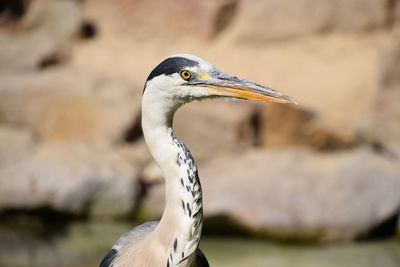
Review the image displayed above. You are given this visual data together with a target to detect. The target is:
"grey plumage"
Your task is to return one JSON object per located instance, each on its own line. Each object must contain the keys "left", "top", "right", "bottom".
{"left": 112, "top": 222, "right": 159, "bottom": 251}
{"left": 100, "top": 222, "right": 158, "bottom": 267}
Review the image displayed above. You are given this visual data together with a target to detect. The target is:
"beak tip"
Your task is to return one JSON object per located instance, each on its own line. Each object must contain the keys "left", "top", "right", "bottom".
{"left": 281, "top": 95, "right": 298, "bottom": 105}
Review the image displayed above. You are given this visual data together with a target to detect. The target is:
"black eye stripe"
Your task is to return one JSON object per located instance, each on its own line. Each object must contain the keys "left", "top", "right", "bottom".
{"left": 143, "top": 57, "right": 198, "bottom": 93}
{"left": 145, "top": 57, "right": 197, "bottom": 82}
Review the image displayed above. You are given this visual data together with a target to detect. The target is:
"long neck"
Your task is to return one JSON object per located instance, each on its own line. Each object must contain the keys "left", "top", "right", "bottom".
{"left": 142, "top": 93, "right": 203, "bottom": 266}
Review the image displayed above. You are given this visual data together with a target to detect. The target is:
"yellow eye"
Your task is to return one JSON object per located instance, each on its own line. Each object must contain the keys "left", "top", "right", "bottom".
{"left": 180, "top": 70, "right": 192, "bottom": 81}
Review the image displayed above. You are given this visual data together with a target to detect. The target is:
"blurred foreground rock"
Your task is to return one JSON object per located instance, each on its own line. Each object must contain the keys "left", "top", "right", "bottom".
{"left": 0, "top": 142, "right": 140, "bottom": 218}
{"left": 142, "top": 145, "right": 400, "bottom": 241}
{"left": 202, "top": 145, "right": 400, "bottom": 241}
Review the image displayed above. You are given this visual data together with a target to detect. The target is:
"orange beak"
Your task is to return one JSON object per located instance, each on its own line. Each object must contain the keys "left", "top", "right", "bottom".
{"left": 189, "top": 70, "right": 297, "bottom": 104}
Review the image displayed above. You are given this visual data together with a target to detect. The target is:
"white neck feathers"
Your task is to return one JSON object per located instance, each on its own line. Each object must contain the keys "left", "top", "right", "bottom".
{"left": 142, "top": 88, "right": 203, "bottom": 267}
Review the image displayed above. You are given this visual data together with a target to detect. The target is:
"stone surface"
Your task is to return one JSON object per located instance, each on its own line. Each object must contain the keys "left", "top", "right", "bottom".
{"left": 377, "top": 41, "right": 400, "bottom": 119}
{"left": 333, "top": 0, "right": 388, "bottom": 31}
{"left": 83, "top": 0, "right": 238, "bottom": 39}
{"left": 114, "top": 140, "right": 152, "bottom": 173}
{"left": 364, "top": 42, "right": 400, "bottom": 142}
{"left": 0, "top": 66, "right": 143, "bottom": 218}
{"left": 259, "top": 104, "right": 356, "bottom": 149}
{"left": 0, "top": 142, "right": 140, "bottom": 218}
{"left": 0, "top": 126, "right": 35, "bottom": 167}
{"left": 396, "top": 1, "right": 400, "bottom": 24}
{"left": 174, "top": 100, "right": 256, "bottom": 162}
{"left": 230, "top": 0, "right": 333, "bottom": 41}
{"left": 0, "top": 68, "right": 140, "bottom": 144}
{"left": 0, "top": 0, "right": 82, "bottom": 71}
{"left": 230, "top": 0, "right": 389, "bottom": 41}
{"left": 199, "top": 145, "right": 400, "bottom": 241}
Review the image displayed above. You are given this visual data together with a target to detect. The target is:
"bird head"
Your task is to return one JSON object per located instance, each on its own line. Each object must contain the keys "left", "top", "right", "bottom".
{"left": 143, "top": 54, "right": 297, "bottom": 107}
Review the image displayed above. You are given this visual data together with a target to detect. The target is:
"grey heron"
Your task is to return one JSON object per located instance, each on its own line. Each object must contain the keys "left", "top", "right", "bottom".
{"left": 99, "top": 54, "right": 296, "bottom": 267}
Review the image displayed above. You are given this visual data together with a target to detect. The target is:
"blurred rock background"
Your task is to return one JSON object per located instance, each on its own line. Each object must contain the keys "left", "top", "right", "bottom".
{"left": 0, "top": 0, "right": 399, "bottom": 266}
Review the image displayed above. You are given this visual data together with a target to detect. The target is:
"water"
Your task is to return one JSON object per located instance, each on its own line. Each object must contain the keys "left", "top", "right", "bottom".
{"left": 0, "top": 221, "right": 399, "bottom": 266}
{"left": 201, "top": 238, "right": 400, "bottom": 267}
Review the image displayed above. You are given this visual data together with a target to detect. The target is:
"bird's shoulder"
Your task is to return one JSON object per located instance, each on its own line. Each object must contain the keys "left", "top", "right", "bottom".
{"left": 113, "top": 221, "right": 159, "bottom": 250}
{"left": 99, "top": 221, "right": 159, "bottom": 267}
